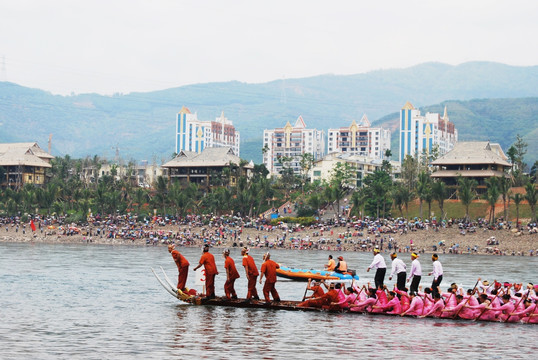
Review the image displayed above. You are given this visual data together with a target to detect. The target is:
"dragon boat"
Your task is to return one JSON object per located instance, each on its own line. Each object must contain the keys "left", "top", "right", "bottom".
{"left": 152, "top": 267, "right": 536, "bottom": 324}
{"left": 276, "top": 265, "right": 359, "bottom": 281}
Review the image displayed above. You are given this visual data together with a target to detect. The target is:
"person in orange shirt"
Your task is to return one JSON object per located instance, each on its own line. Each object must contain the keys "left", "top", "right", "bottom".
{"left": 259, "top": 252, "right": 281, "bottom": 303}
{"left": 168, "top": 244, "right": 189, "bottom": 292}
{"left": 298, "top": 282, "right": 340, "bottom": 308}
{"left": 223, "top": 248, "right": 239, "bottom": 300}
{"left": 241, "top": 247, "right": 259, "bottom": 302}
{"left": 304, "top": 279, "right": 327, "bottom": 299}
{"left": 193, "top": 245, "right": 219, "bottom": 299}
{"left": 325, "top": 255, "right": 336, "bottom": 271}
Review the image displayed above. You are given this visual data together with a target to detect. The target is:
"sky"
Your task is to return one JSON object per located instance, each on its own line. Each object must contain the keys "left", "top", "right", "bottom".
{"left": 1, "top": 0, "right": 537, "bottom": 95}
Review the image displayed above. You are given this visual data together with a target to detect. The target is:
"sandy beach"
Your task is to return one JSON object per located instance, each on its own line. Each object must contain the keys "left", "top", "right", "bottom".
{"left": 2, "top": 222, "right": 536, "bottom": 257}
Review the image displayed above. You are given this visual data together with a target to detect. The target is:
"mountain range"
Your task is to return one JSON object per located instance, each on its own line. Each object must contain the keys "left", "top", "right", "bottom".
{"left": 0, "top": 61, "right": 537, "bottom": 165}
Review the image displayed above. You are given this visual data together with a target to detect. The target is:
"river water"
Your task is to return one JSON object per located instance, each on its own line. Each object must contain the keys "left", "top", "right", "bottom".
{"left": 0, "top": 243, "right": 536, "bottom": 359}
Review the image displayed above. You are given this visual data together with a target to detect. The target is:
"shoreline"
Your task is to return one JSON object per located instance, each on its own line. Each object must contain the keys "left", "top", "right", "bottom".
{"left": 2, "top": 225, "right": 537, "bottom": 256}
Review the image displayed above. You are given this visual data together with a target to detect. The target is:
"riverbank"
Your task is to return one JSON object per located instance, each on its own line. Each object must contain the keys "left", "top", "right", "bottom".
{"left": 2, "top": 224, "right": 536, "bottom": 256}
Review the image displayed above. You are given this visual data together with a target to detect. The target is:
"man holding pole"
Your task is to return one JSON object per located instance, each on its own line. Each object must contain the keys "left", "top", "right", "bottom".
{"left": 193, "top": 245, "right": 219, "bottom": 299}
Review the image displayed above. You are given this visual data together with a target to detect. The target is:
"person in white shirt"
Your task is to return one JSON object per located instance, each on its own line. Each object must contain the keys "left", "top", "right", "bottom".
{"left": 407, "top": 252, "right": 422, "bottom": 294}
{"left": 367, "top": 248, "right": 387, "bottom": 289}
{"left": 388, "top": 253, "right": 407, "bottom": 291}
{"left": 428, "top": 253, "right": 443, "bottom": 296}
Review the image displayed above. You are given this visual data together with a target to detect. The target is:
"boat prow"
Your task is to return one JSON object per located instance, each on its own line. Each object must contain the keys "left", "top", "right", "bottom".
{"left": 151, "top": 267, "right": 196, "bottom": 302}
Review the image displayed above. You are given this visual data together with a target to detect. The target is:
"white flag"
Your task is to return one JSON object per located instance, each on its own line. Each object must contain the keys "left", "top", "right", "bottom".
{"left": 195, "top": 267, "right": 206, "bottom": 286}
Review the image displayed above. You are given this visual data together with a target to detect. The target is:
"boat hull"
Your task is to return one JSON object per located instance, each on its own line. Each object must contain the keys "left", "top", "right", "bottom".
{"left": 276, "top": 265, "right": 359, "bottom": 281}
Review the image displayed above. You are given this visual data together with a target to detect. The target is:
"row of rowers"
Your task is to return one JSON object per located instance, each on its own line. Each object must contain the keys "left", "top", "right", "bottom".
{"left": 168, "top": 244, "right": 281, "bottom": 304}
{"left": 298, "top": 277, "right": 538, "bottom": 323}
{"left": 300, "top": 250, "right": 538, "bottom": 323}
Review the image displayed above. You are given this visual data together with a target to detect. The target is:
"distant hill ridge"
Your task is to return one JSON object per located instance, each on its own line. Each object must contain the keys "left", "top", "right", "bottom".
{"left": 0, "top": 61, "right": 536, "bottom": 165}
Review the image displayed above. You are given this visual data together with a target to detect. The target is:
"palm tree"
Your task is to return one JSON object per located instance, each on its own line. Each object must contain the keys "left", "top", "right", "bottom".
{"left": 392, "top": 184, "right": 405, "bottom": 217}
{"left": 498, "top": 176, "right": 512, "bottom": 222}
{"left": 350, "top": 188, "right": 367, "bottom": 219}
{"left": 416, "top": 170, "right": 432, "bottom": 219}
{"left": 432, "top": 181, "right": 448, "bottom": 220}
{"left": 525, "top": 181, "right": 537, "bottom": 223}
{"left": 457, "top": 176, "right": 477, "bottom": 222}
{"left": 511, "top": 193, "right": 524, "bottom": 229}
{"left": 485, "top": 177, "right": 500, "bottom": 224}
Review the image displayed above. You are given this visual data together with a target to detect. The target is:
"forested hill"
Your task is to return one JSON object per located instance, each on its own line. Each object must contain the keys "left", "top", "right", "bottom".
{"left": 0, "top": 61, "right": 537, "bottom": 164}
{"left": 373, "top": 97, "right": 538, "bottom": 165}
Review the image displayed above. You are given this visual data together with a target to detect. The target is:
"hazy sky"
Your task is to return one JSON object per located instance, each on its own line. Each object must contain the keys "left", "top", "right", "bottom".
{"left": 1, "top": 0, "right": 537, "bottom": 95}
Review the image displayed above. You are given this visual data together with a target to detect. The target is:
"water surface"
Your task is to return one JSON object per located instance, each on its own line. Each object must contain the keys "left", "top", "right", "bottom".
{"left": 0, "top": 244, "right": 535, "bottom": 359}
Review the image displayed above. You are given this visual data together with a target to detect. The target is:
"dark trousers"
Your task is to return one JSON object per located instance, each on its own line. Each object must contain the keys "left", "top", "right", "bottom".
{"left": 410, "top": 275, "right": 421, "bottom": 294}
{"left": 396, "top": 272, "right": 406, "bottom": 291}
{"left": 431, "top": 275, "right": 443, "bottom": 295}
{"left": 374, "top": 268, "right": 386, "bottom": 289}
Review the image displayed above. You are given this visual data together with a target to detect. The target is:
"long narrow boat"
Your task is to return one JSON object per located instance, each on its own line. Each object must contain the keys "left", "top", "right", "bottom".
{"left": 152, "top": 268, "right": 536, "bottom": 324}
{"left": 276, "top": 265, "right": 359, "bottom": 281}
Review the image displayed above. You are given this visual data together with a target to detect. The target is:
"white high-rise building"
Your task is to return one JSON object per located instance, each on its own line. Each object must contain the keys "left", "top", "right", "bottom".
{"left": 175, "top": 106, "right": 240, "bottom": 156}
{"left": 263, "top": 116, "right": 325, "bottom": 176}
{"left": 399, "top": 102, "right": 458, "bottom": 162}
{"left": 327, "top": 115, "right": 391, "bottom": 159}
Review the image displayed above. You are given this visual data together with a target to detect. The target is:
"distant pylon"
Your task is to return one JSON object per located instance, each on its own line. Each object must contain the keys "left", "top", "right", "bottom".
{"left": 280, "top": 76, "right": 287, "bottom": 104}
{"left": 0, "top": 56, "right": 6, "bottom": 82}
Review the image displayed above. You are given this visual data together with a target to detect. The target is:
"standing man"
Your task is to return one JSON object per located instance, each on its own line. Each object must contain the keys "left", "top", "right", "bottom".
{"left": 367, "top": 248, "right": 387, "bottom": 289}
{"left": 407, "top": 252, "right": 422, "bottom": 294}
{"left": 429, "top": 253, "right": 443, "bottom": 296}
{"left": 259, "top": 252, "right": 281, "bottom": 303}
{"left": 388, "top": 253, "right": 407, "bottom": 291}
{"left": 193, "top": 245, "right": 219, "bottom": 299}
{"left": 241, "top": 247, "right": 260, "bottom": 301}
{"left": 168, "top": 244, "right": 189, "bottom": 292}
{"left": 223, "top": 248, "right": 239, "bottom": 300}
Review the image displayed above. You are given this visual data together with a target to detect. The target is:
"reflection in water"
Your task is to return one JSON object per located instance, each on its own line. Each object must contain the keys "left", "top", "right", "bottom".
{"left": 0, "top": 243, "right": 535, "bottom": 359}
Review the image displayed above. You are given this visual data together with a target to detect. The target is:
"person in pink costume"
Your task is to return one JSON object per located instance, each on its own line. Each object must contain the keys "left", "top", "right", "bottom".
{"left": 443, "top": 295, "right": 478, "bottom": 320}
{"left": 394, "top": 288, "right": 411, "bottom": 312}
{"left": 466, "top": 294, "right": 497, "bottom": 321}
{"left": 510, "top": 299, "right": 538, "bottom": 323}
{"left": 372, "top": 290, "right": 402, "bottom": 315}
{"left": 400, "top": 291, "right": 424, "bottom": 317}
{"left": 420, "top": 293, "right": 445, "bottom": 318}
{"left": 349, "top": 288, "right": 377, "bottom": 312}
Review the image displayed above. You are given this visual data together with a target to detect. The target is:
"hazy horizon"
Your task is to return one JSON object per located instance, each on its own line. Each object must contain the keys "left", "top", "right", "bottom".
{"left": 1, "top": 0, "right": 537, "bottom": 95}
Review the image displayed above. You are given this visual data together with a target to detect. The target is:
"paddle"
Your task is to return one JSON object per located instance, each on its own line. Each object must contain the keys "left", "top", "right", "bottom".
{"left": 475, "top": 289, "right": 503, "bottom": 321}
{"left": 302, "top": 279, "right": 312, "bottom": 301}
{"left": 503, "top": 293, "right": 527, "bottom": 323}
{"left": 452, "top": 278, "right": 480, "bottom": 319}
{"left": 526, "top": 301, "right": 537, "bottom": 324}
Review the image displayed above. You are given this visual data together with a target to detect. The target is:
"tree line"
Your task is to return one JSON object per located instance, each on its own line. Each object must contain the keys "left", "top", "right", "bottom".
{"left": 0, "top": 137, "right": 536, "bottom": 225}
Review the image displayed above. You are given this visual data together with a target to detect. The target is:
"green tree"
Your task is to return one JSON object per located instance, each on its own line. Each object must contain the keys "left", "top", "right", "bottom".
{"left": 457, "top": 176, "right": 477, "bottom": 222}
{"left": 484, "top": 177, "right": 500, "bottom": 224}
{"left": 299, "top": 153, "right": 314, "bottom": 194}
{"left": 329, "top": 162, "right": 355, "bottom": 217}
{"left": 498, "top": 176, "right": 512, "bottom": 222}
{"left": 363, "top": 170, "right": 393, "bottom": 219}
{"left": 510, "top": 193, "right": 524, "bottom": 229}
{"left": 432, "top": 181, "right": 449, "bottom": 220}
{"left": 416, "top": 170, "right": 432, "bottom": 219}
{"left": 525, "top": 181, "right": 537, "bottom": 223}
{"left": 401, "top": 155, "right": 419, "bottom": 191}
